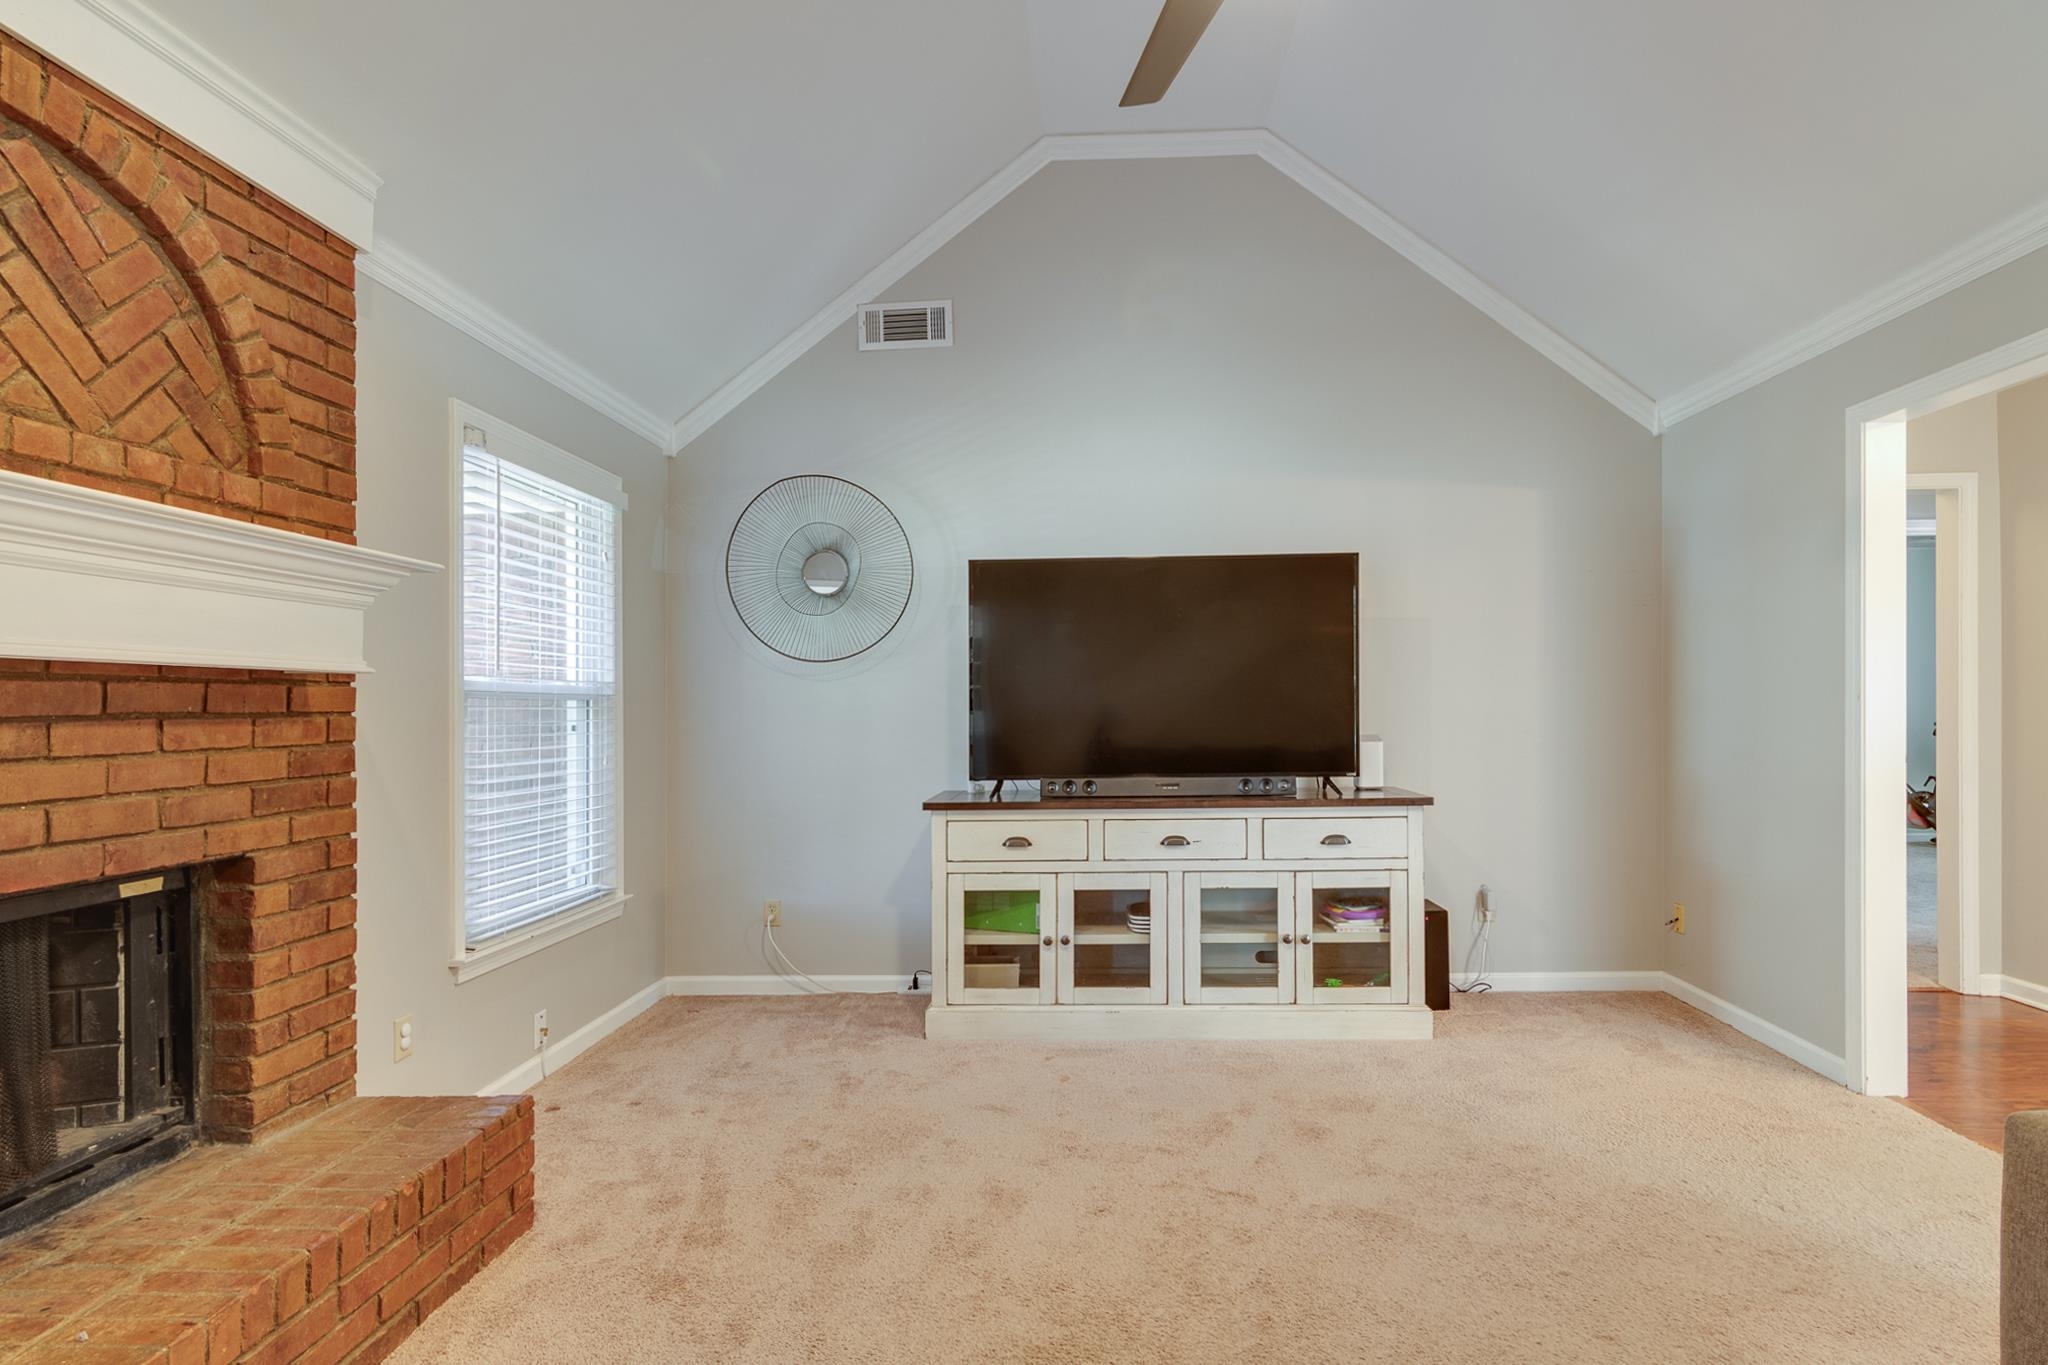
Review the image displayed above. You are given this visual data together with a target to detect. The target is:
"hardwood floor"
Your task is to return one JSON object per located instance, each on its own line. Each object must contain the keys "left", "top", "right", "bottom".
{"left": 1900, "top": 988, "right": 2048, "bottom": 1150}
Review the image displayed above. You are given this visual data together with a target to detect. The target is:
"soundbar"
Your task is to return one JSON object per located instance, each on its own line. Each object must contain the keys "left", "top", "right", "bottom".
{"left": 1039, "top": 776, "right": 1297, "bottom": 798}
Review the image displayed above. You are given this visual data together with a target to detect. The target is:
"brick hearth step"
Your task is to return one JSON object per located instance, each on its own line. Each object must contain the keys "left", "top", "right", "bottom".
{"left": 0, "top": 1094, "right": 535, "bottom": 1363}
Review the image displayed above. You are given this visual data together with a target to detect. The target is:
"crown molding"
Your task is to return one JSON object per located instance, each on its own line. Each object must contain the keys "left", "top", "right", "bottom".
{"left": 1253, "top": 135, "right": 1659, "bottom": 434}
{"left": 1658, "top": 192, "right": 2048, "bottom": 431}
{"left": 3, "top": 0, "right": 379, "bottom": 244}
{"left": 358, "top": 241, "right": 673, "bottom": 453}
{"left": 669, "top": 128, "right": 1658, "bottom": 451}
{"left": 1039, "top": 128, "right": 1269, "bottom": 161}
{"left": 667, "top": 137, "right": 1065, "bottom": 452}
{"left": 0, "top": 468, "right": 438, "bottom": 672}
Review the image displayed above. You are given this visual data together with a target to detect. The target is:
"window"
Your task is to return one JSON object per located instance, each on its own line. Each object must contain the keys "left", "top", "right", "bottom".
{"left": 458, "top": 414, "right": 623, "bottom": 952}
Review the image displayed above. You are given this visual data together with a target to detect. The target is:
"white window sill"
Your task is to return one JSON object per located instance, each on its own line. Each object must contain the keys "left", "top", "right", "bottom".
{"left": 450, "top": 892, "right": 629, "bottom": 984}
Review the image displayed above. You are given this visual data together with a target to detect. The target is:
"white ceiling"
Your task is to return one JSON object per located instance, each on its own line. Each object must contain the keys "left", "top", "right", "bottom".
{"left": 137, "top": 0, "right": 2048, "bottom": 437}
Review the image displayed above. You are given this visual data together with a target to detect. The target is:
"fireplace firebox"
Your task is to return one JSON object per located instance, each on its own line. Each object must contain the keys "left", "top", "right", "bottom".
{"left": 0, "top": 870, "right": 197, "bottom": 1237}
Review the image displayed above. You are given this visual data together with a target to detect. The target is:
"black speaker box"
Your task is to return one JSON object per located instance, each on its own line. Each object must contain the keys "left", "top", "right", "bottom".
{"left": 1424, "top": 902, "right": 1450, "bottom": 1011}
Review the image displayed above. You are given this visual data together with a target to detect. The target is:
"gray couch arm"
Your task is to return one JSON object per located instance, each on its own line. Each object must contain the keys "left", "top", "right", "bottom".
{"left": 2006, "top": 1112, "right": 2048, "bottom": 1362}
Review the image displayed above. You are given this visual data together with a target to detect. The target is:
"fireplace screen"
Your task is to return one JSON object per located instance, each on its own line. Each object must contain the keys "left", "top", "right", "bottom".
{"left": 0, "top": 871, "right": 195, "bottom": 1234}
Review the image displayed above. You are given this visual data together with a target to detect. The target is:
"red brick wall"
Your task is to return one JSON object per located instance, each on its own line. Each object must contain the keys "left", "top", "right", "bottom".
{"left": 0, "top": 36, "right": 361, "bottom": 1142}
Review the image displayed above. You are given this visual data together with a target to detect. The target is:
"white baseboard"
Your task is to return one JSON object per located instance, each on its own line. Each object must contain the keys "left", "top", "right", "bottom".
{"left": 1453, "top": 971, "right": 1666, "bottom": 992}
{"left": 664, "top": 974, "right": 914, "bottom": 996}
{"left": 1984, "top": 974, "right": 2048, "bottom": 1013}
{"left": 1660, "top": 973, "right": 1848, "bottom": 1085}
{"left": 474, "top": 968, "right": 1850, "bottom": 1096}
{"left": 478, "top": 977, "right": 669, "bottom": 1096}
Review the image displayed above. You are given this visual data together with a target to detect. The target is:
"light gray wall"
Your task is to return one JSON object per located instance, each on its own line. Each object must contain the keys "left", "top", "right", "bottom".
{"left": 1999, "top": 374, "right": 2048, "bottom": 988}
{"left": 354, "top": 276, "right": 668, "bottom": 1095}
{"left": 1906, "top": 538, "right": 1936, "bottom": 789}
{"left": 669, "top": 156, "right": 1663, "bottom": 982}
{"left": 1662, "top": 246, "right": 2048, "bottom": 1059}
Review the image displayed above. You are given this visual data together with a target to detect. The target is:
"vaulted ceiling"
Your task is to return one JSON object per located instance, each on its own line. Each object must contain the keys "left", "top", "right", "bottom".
{"left": 141, "top": 0, "right": 2048, "bottom": 441}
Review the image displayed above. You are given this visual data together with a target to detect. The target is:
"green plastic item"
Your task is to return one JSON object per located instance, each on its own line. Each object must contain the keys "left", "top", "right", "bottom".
{"left": 962, "top": 890, "right": 1039, "bottom": 935}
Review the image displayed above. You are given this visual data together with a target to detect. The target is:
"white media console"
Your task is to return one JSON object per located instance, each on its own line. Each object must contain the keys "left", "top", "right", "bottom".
{"left": 924, "top": 787, "right": 1434, "bottom": 1040}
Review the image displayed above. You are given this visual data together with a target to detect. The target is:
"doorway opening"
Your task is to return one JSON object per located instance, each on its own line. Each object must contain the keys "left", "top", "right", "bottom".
{"left": 1904, "top": 490, "right": 1938, "bottom": 989}
{"left": 1902, "top": 458, "right": 1989, "bottom": 1002}
{"left": 1850, "top": 327, "right": 2040, "bottom": 1098}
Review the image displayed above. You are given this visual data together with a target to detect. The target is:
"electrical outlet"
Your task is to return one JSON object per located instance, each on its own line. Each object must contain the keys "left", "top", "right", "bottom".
{"left": 533, "top": 1009, "right": 549, "bottom": 1053}
{"left": 763, "top": 900, "right": 782, "bottom": 928}
{"left": 392, "top": 1015, "right": 413, "bottom": 1063}
{"left": 1669, "top": 904, "right": 1686, "bottom": 934}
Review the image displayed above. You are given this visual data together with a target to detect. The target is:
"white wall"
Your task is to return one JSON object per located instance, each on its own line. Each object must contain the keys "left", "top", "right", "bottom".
{"left": 354, "top": 277, "right": 669, "bottom": 1095}
{"left": 1999, "top": 374, "right": 2048, "bottom": 989}
{"left": 668, "top": 156, "right": 1663, "bottom": 982}
{"left": 1662, "top": 247, "right": 2048, "bottom": 1060}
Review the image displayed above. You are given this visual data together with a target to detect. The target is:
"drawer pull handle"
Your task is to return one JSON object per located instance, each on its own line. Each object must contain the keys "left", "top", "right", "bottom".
{"left": 1320, "top": 834, "right": 1352, "bottom": 846}
{"left": 1002, "top": 836, "right": 1032, "bottom": 849}
{"left": 1160, "top": 835, "right": 1193, "bottom": 847}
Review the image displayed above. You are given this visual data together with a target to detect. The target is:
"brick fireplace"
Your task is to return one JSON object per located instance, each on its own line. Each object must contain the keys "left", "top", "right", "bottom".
{"left": 0, "top": 869, "right": 197, "bottom": 1238}
{"left": 1, "top": 666, "right": 362, "bottom": 1147}
{"left": 0, "top": 18, "right": 370, "bottom": 1146}
{"left": 0, "top": 24, "right": 365, "bottom": 1145}
{"left": 0, "top": 32, "right": 533, "bottom": 1363}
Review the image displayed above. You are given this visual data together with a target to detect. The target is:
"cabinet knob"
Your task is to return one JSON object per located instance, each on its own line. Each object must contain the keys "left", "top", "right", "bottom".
{"left": 1301, "top": 933, "right": 1313, "bottom": 944}
{"left": 1280, "top": 933, "right": 1294, "bottom": 945}
{"left": 1002, "top": 836, "right": 1032, "bottom": 849}
{"left": 1320, "top": 834, "right": 1352, "bottom": 846}
{"left": 1059, "top": 935, "right": 1071, "bottom": 947}
{"left": 1041, "top": 935, "right": 1054, "bottom": 947}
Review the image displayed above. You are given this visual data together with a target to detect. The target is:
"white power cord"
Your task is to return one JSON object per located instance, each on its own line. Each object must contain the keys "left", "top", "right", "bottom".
{"left": 763, "top": 923, "right": 842, "bottom": 993}
{"left": 1455, "top": 884, "right": 1495, "bottom": 994}
{"left": 763, "top": 923, "right": 904, "bottom": 995}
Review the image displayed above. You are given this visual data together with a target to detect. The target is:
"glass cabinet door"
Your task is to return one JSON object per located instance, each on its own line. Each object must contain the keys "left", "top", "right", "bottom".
{"left": 1296, "top": 871, "right": 1407, "bottom": 1004}
{"left": 1058, "top": 873, "right": 1168, "bottom": 1005}
{"left": 1183, "top": 873, "right": 1295, "bottom": 1003}
{"left": 947, "top": 874, "right": 1057, "bottom": 1005}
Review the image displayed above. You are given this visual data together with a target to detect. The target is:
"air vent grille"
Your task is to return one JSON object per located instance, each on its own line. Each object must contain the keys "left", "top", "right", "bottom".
{"left": 858, "top": 300, "right": 952, "bottom": 351}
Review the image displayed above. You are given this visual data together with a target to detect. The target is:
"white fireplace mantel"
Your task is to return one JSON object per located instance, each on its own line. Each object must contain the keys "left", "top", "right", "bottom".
{"left": 0, "top": 469, "right": 439, "bottom": 674}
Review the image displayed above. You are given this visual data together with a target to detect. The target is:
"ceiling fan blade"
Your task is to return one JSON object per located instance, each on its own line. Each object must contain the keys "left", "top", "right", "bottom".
{"left": 1119, "top": 0, "right": 1226, "bottom": 107}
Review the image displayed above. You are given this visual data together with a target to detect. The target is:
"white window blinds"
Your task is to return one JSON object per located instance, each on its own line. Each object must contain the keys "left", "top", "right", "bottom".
{"left": 461, "top": 442, "right": 620, "bottom": 947}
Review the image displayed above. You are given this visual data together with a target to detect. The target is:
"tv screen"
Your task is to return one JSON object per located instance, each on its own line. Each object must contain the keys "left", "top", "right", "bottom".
{"left": 968, "top": 553, "right": 1359, "bottom": 781}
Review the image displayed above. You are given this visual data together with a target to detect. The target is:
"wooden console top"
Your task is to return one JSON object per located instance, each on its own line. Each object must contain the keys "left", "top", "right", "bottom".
{"left": 922, "top": 786, "right": 1434, "bottom": 811}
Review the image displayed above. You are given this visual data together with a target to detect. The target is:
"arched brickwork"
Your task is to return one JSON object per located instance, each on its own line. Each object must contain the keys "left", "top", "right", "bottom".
{"left": 0, "top": 39, "right": 355, "bottom": 540}
{"left": 0, "top": 121, "right": 258, "bottom": 473}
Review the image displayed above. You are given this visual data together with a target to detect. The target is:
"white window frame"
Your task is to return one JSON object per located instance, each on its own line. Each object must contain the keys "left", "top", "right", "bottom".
{"left": 446, "top": 400, "right": 629, "bottom": 982}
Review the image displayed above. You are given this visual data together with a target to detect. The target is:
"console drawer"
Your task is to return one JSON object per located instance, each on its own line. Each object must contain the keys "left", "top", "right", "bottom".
{"left": 1103, "top": 818, "right": 1247, "bottom": 861}
{"left": 1262, "top": 816, "right": 1407, "bottom": 860}
{"left": 946, "top": 819, "right": 1087, "bottom": 862}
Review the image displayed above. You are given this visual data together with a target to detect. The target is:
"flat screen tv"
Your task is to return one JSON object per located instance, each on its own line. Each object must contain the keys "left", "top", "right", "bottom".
{"left": 968, "top": 553, "right": 1359, "bottom": 783}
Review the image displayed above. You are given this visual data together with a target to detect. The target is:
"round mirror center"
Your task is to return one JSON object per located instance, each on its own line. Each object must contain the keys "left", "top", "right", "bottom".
{"left": 801, "top": 548, "right": 850, "bottom": 596}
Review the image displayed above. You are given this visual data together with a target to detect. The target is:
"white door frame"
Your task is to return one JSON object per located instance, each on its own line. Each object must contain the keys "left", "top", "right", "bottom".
{"left": 1905, "top": 471, "right": 1982, "bottom": 997}
{"left": 1846, "top": 326, "right": 2047, "bottom": 1095}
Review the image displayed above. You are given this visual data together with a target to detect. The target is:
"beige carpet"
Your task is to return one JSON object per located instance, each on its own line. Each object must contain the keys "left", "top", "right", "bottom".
{"left": 391, "top": 993, "right": 1999, "bottom": 1364}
